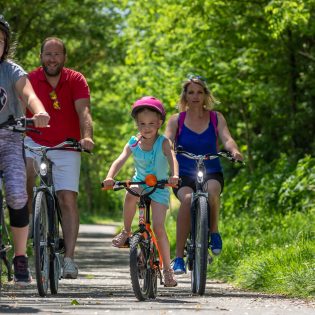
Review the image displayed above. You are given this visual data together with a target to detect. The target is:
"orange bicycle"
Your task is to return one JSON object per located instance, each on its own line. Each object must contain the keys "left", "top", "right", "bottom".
{"left": 102, "top": 174, "right": 175, "bottom": 301}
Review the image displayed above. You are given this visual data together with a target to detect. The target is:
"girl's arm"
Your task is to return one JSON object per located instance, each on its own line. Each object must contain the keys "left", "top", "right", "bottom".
{"left": 15, "top": 76, "right": 50, "bottom": 127}
{"left": 162, "top": 137, "right": 179, "bottom": 185}
{"left": 217, "top": 112, "right": 243, "bottom": 160}
{"left": 103, "top": 143, "right": 132, "bottom": 186}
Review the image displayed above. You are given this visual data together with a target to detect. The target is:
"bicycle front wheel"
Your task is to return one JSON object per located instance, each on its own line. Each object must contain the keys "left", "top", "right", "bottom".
{"left": 148, "top": 242, "right": 159, "bottom": 299}
{"left": 129, "top": 233, "right": 151, "bottom": 301}
{"left": 33, "top": 190, "right": 50, "bottom": 297}
{"left": 49, "top": 196, "right": 61, "bottom": 295}
{"left": 192, "top": 195, "right": 209, "bottom": 295}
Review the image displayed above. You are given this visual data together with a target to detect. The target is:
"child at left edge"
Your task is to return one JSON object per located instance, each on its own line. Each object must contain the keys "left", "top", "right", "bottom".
{"left": 102, "top": 96, "right": 179, "bottom": 287}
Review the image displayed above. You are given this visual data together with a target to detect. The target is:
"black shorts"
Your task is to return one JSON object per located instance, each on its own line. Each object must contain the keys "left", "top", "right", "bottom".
{"left": 173, "top": 172, "right": 224, "bottom": 198}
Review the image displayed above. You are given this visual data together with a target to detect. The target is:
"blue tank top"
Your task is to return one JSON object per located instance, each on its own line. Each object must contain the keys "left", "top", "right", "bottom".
{"left": 176, "top": 114, "right": 222, "bottom": 177}
{"left": 128, "top": 134, "right": 170, "bottom": 206}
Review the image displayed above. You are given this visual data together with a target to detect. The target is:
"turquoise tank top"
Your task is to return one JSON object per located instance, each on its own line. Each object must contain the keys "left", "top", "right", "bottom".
{"left": 129, "top": 134, "right": 170, "bottom": 207}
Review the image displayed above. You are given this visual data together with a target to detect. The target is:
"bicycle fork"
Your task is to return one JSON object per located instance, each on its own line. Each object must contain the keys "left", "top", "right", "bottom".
{"left": 139, "top": 198, "right": 164, "bottom": 285}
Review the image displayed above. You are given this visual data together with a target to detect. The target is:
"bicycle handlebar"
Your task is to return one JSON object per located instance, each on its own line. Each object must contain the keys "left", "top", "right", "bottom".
{"left": 24, "top": 138, "right": 92, "bottom": 154}
{"left": 101, "top": 175, "right": 178, "bottom": 198}
{"left": 0, "top": 116, "right": 39, "bottom": 133}
{"left": 176, "top": 147, "right": 245, "bottom": 165}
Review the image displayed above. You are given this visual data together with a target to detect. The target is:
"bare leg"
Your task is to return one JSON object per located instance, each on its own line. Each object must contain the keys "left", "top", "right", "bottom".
{"left": 123, "top": 191, "right": 138, "bottom": 232}
{"left": 57, "top": 190, "right": 79, "bottom": 259}
{"left": 11, "top": 226, "right": 28, "bottom": 256}
{"left": 151, "top": 201, "right": 170, "bottom": 269}
{"left": 175, "top": 187, "right": 193, "bottom": 258}
{"left": 206, "top": 180, "right": 221, "bottom": 233}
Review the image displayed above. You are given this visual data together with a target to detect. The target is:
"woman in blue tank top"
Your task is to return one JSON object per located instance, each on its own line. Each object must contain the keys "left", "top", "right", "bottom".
{"left": 103, "top": 96, "right": 179, "bottom": 287}
{"left": 165, "top": 75, "right": 243, "bottom": 274}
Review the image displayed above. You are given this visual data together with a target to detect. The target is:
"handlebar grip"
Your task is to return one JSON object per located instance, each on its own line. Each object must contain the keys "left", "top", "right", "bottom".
{"left": 24, "top": 118, "right": 35, "bottom": 127}
{"left": 101, "top": 182, "right": 113, "bottom": 190}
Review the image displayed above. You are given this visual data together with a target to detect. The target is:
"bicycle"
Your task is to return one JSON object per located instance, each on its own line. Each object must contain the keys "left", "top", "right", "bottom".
{"left": 102, "top": 174, "right": 176, "bottom": 301}
{"left": 176, "top": 146, "right": 244, "bottom": 295}
{"left": 24, "top": 138, "right": 90, "bottom": 297}
{"left": 0, "top": 116, "right": 35, "bottom": 289}
{"left": 0, "top": 170, "right": 13, "bottom": 289}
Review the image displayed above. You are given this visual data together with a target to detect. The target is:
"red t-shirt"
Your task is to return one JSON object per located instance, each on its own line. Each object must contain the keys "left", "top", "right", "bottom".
{"left": 26, "top": 67, "right": 90, "bottom": 146}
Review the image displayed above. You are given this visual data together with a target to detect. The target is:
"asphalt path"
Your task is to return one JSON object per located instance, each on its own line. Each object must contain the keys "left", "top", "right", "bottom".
{"left": 0, "top": 224, "right": 314, "bottom": 314}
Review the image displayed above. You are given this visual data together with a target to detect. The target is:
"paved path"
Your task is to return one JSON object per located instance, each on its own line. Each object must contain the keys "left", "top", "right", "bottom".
{"left": 0, "top": 224, "right": 314, "bottom": 314}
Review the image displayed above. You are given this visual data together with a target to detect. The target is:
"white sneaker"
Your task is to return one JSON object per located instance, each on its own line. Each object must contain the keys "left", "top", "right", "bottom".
{"left": 63, "top": 257, "right": 78, "bottom": 279}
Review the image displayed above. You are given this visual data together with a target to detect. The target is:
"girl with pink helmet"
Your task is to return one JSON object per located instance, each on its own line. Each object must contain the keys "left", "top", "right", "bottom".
{"left": 103, "top": 96, "right": 178, "bottom": 287}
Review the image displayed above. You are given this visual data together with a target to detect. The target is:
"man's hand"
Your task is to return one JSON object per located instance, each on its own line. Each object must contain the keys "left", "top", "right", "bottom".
{"left": 33, "top": 112, "right": 50, "bottom": 128}
{"left": 80, "top": 137, "right": 94, "bottom": 151}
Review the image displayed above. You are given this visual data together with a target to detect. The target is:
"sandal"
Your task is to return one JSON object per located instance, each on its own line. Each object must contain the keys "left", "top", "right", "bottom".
{"left": 112, "top": 229, "right": 131, "bottom": 248}
{"left": 163, "top": 269, "right": 177, "bottom": 287}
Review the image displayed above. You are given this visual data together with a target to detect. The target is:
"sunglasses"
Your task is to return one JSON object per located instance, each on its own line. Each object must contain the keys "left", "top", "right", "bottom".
{"left": 49, "top": 90, "right": 61, "bottom": 110}
{"left": 187, "top": 74, "right": 207, "bottom": 82}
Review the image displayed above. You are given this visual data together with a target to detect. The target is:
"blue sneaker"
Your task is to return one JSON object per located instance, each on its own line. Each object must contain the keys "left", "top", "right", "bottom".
{"left": 210, "top": 233, "right": 222, "bottom": 255}
{"left": 173, "top": 257, "right": 186, "bottom": 275}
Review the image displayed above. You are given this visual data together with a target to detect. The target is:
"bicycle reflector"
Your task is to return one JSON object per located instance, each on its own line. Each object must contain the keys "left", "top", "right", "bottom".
{"left": 145, "top": 174, "right": 157, "bottom": 186}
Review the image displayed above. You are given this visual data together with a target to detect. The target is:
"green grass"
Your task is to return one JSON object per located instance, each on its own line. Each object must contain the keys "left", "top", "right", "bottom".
{"left": 234, "top": 241, "right": 315, "bottom": 298}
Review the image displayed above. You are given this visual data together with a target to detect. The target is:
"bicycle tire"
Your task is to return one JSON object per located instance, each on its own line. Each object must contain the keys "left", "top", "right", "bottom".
{"left": 192, "top": 195, "right": 208, "bottom": 295}
{"left": 33, "top": 190, "right": 50, "bottom": 297}
{"left": 49, "top": 196, "right": 61, "bottom": 295}
{"left": 148, "top": 242, "right": 158, "bottom": 299}
{"left": 129, "top": 233, "right": 151, "bottom": 301}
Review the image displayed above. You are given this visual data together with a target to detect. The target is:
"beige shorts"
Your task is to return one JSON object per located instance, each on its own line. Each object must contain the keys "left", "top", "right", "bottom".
{"left": 24, "top": 136, "right": 81, "bottom": 192}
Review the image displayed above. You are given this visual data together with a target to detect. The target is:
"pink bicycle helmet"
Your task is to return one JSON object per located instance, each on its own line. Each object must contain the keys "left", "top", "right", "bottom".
{"left": 131, "top": 96, "right": 166, "bottom": 123}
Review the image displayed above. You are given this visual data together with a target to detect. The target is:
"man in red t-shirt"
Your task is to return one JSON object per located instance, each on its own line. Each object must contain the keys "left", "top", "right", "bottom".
{"left": 25, "top": 37, "right": 94, "bottom": 279}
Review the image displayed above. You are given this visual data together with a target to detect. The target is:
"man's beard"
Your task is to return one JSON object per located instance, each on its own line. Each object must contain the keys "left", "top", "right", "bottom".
{"left": 42, "top": 64, "right": 63, "bottom": 77}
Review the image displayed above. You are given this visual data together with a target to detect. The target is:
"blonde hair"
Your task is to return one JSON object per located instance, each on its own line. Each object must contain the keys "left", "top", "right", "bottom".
{"left": 177, "top": 77, "right": 219, "bottom": 112}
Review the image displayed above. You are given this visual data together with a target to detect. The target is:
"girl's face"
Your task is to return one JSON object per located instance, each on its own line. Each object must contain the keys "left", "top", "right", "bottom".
{"left": 136, "top": 109, "right": 162, "bottom": 139}
{"left": 0, "top": 30, "right": 5, "bottom": 59}
{"left": 185, "top": 82, "right": 206, "bottom": 108}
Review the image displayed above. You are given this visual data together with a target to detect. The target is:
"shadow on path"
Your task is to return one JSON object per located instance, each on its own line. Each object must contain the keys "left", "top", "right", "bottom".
{"left": 1, "top": 224, "right": 313, "bottom": 315}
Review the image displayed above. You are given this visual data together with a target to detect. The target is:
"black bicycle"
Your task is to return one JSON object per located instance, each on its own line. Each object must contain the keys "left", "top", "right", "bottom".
{"left": 0, "top": 170, "right": 12, "bottom": 289}
{"left": 0, "top": 116, "right": 35, "bottom": 289}
{"left": 25, "top": 138, "right": 89, "bottom": 297}
{"left": 176, "top": 146, "right": 244, "bottom": 295}
{"left": 102, "top": 174, "right": 176, "bottom": 301}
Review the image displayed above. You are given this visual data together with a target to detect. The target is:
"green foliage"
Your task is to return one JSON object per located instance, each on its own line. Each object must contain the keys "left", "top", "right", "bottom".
{"left": 3, "top": 0, "right": 315, "bottom": 215}
{"left": 209, "top": 155, "right": 315, "bottom": 298}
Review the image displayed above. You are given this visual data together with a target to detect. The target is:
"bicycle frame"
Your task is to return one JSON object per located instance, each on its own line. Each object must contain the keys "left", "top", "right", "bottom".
{"left": 134, "top": 193, "right": 163, "bottom": 271}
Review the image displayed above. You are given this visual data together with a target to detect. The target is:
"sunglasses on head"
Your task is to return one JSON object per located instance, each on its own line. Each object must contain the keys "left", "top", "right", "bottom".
{"left": 187, "top": 74, "right": 207, "bottom": 82}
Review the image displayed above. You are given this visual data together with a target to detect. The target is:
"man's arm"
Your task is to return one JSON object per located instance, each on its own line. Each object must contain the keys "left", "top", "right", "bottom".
{"left": 75, "top": 98, "right": 94, "bottom": 151}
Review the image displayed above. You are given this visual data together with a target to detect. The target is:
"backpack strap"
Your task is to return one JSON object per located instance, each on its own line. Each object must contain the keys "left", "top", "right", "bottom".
{"left": 175, "top": 111, "right": 186, "bottom": 147}
{"left": 210, "top": 111, "right": 219, "bottom": 151}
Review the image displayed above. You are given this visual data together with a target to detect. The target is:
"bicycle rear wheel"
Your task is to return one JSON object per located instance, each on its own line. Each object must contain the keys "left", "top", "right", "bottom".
{"left": 129, "top": 233, "right": 151, "bottom": 301}
{"left": 49, "top": 197, "right": 61, "bottom": 295}
{"left": 192, "top": 195, "right": 208, "bottom": 295}
{"left": 33, "top": 190, "right": 49, "bottom": 296}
